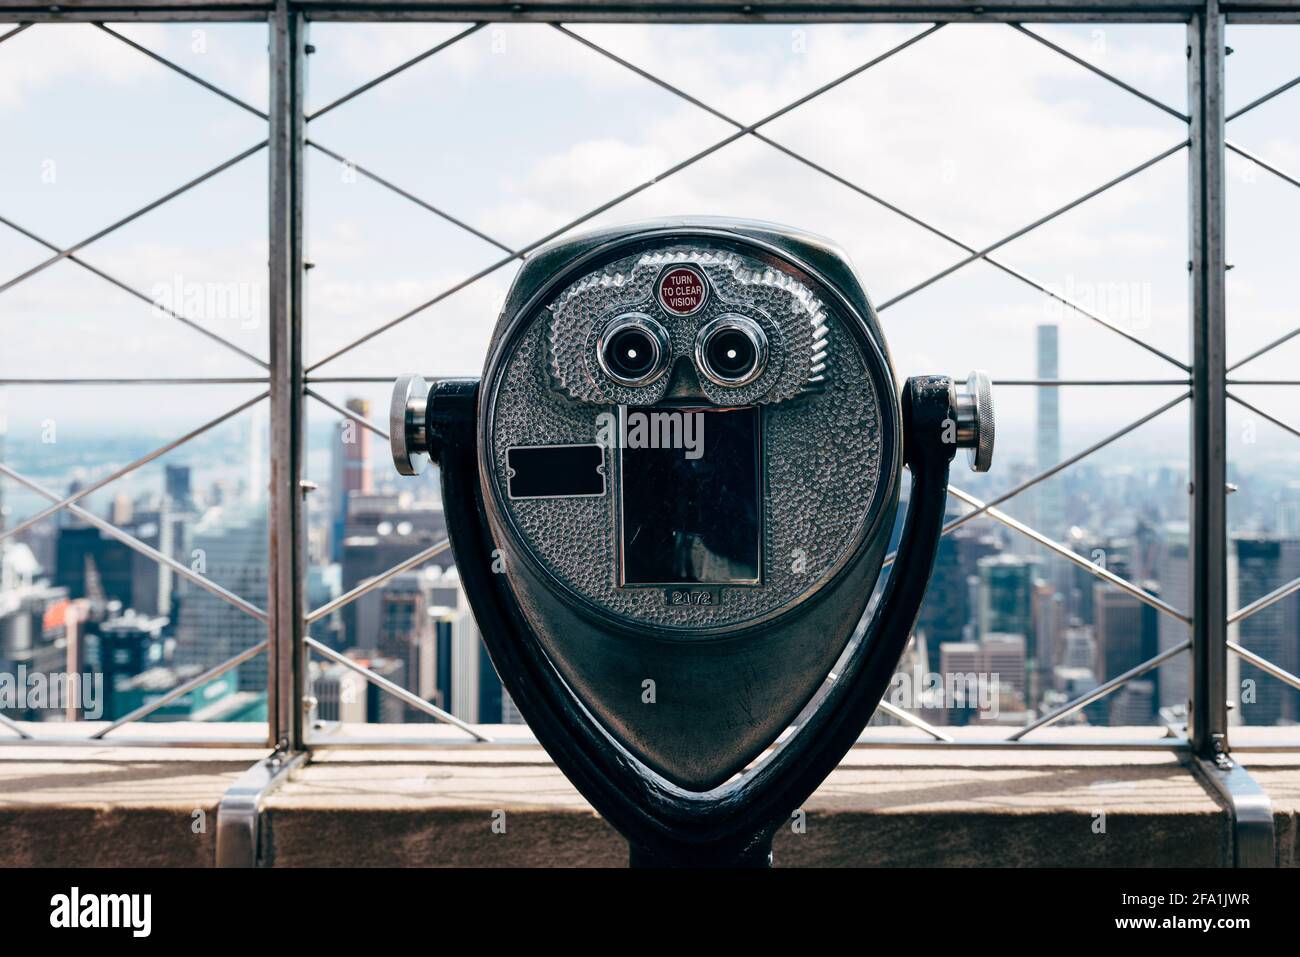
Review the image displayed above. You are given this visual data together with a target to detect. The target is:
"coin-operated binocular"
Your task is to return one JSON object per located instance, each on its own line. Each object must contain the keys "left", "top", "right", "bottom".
{"left": 391, "top": 218, "right": 993, "bottom": 867}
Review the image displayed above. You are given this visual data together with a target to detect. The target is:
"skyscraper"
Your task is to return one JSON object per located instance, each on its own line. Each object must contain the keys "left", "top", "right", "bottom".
{"left": 1157, "top": 524, "right": 1239, "bottom": 723}
{"left": 977, "top": 554, "right": 1035, "bottom": 641}
{"left": 1233, "top": 536, "right": 1300, "bottom": 725}
{"left": 374, "top": 569, "right": 439, "bottom": 720}
{"left": 1032, "top": 580, "right": 1065, "bottom": 693}
{"left": 164, "top": 464, "right": 194, "bottom": 511}
{"left": 330, "top": 398, "right": 374, "bottom": 562}
{"left": 53, "top": 521, "right": 167, "bottom": 617}
{"left": 92, "top": 610, "right": 169, "bottom": 720}
{"left": 917, "top": 516, "right": 998, "bottom": 674}
{"left": 342, "top": 492, "right": 447, "bottom": 645}
{"left": 174, "top": 504, "right": 268, "bottom": 694}
{"left": 1094, "top": 581, "right": 1159, "bottom": 678}
{"left": 1157, "top": 525, "right": 1190, "bottom": 715}
{"left": 938, "top": 641, "right": 982, "bottom": 725}
{"left": 982, "top": 632, "right": 1028, "bottom": 707}
{"left": 1093, "top": 581, "right": 1160, "bottom": 723}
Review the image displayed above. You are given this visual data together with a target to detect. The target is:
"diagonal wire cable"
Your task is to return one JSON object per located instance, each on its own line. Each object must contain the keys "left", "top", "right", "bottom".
{"left": 883, "top": 390, "right": 1189, "bottom": 569}
{"left": 1010, "top": 24, "right": 1190, "bottom": 123}
{"left": 0, "top": 710, "right": 30, "bottom": 738}
{"left": 938, "top": 391, "right": 1189, "bottom": 534}
{"left": 1228, "top": 391, "right": 1300, "bottom": 443}
{"left": 0, "top": 707, "right": 29, "bottom": 738}
{"left": 875, "top": 700, "right": 954, "bottom": 742}
{"left": 0, "top": 462, "right": 269, "bottom": 623}
{"left": 948, "top": 484, "right": 1189, "bottom": 624}
{"left": 0, "top": 211, "right": 269, "bottom": 369}
{"left": 94, "top": 22, "right": 268, "bottom": 120}
{"left": 761, "top": 140, "right": 1188, "bottom": 368}
{"left": 0, "top": 141, "right": 268, "bottom": 296}
{"left": 306, "top": 140, "right": 515, "bottom": 255}
{"left": 307, "top": 253, "right": 517, "bottom": 373}
{"left": 1227, "top": 71, "right": 1300, "bottom": 123}
{"left": 306, "top": 538, "right": 451, "bottom": 624}
{"left": 91, "top": 639, "right": 269, "bottom": 738}
{"left": 1223, "top": 392, "right": 1300, "bottom": 626}
{"left": 1229, "top": 640, "right": 1300, "bottom": 695}
{"left": 1227, "top": 322, "right": 1300, "bottom": 374}
{"left": 554, "top": 21, "right": 774, "bottom": 128}
{"left": 307, "top": 22, "right": 487, "bottom": 121}
{"left": 306, "top": 636, "right": 491, "bottom": 741}
{"left": 557, "top": 23, "right": 1188, "bottom": 371}
{"left": 1230, "top": 573, "right": 1300, "bottom": 626}
{"left": 1219, "top": 143, "right": 1300, "bottom": 372}
{"left": 1227, "top": 139, "right": 1300, "bottom": 190}
{"left": 306, "top": 387, "right": 390, "bottom": 441}
{"left": 1008, "top": 639, "right": 1190, "bottom": 740}
{"left": 305, "top": 23, "right": 945, "bottom": 373}
{"left": 876, "top": 139, "right": 1189, "bottom": 312}
{"left": 0, "top": 25, "right": 268, "bottom": 366}
{"left": 0, "top": 391, "right": 268, "bottom": 544}
{"left": 0, "top": 23, "right": 31, "bottom": 45}
{"left": 1221, "top": 144, "right": 1300, "bottom": 371}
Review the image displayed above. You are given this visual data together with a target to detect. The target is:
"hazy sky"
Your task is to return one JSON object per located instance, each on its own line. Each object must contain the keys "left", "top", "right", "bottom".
{"left": 1, "top": 19, "right": 1298, "bottom": 505}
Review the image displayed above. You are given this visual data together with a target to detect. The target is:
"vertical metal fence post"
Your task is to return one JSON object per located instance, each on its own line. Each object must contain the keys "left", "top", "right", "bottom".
{"left": 267, "top": 0, "right": 308, "bottom": 752}
{"left": 1188, "top": 0, "right": 1229, "bottom": 760}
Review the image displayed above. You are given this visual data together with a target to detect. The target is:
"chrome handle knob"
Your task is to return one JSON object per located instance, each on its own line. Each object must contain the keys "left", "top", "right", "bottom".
{"left": 390, "top": 373, "right": 430, "bottom": 476}
{"left": 954, "top": 369, "right": 994, "bottom": 473}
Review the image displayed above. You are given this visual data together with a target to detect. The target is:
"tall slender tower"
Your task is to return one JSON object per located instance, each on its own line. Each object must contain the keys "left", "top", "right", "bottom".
{"left": 330, "top": 398, "right": 374, "bottom": 561}
{"left": 1035, "top": 324, "right": 1063, "bottom": 542}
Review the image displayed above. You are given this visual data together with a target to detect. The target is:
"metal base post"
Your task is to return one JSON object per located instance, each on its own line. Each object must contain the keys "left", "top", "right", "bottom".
{"left": 215, "top": 748, "right": 308, "bottom": 867}
{"left": 1192, "top": 754, "right": 1276, "bottom": 868}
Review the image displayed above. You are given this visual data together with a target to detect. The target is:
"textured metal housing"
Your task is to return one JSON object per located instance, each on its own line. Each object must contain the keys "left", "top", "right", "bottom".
{"left": 492, "top": 247, "right": 880, "bottom": 631}
{"left": 475, "top": 218, "right": 902, "bottom": 789}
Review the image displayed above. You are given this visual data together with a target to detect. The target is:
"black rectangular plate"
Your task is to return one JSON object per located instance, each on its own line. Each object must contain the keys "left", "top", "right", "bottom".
{"left": 620, "top": 406, "right": 761, "bottom": 586}
{"left": 506, "top": 444, "right": 606, "bottom": 499}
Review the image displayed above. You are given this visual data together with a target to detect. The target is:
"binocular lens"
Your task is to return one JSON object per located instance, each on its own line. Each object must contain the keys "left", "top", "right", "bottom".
{"left": 696, "top": 316, "right": 768, "bottom": 387}
{"left": 608, "top": 328, "right": 656, "bottom": 378}
{"left": 707, "top": 329, "right": 757, "bottom": 378}
{"left": 598, "top": 315, "right": 670, "bottom": 387}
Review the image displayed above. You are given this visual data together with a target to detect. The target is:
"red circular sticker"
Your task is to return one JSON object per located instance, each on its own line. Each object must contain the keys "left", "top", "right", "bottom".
{"left": 657, "top": 266, "right": 708, "bottom": 315}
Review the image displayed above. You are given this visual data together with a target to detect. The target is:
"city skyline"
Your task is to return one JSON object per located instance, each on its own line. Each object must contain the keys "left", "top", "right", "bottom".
{"left": 3, "top": 19, "right": 1300, "bottom": 736}
{"left": 6, "top": 369, "right": 1300, "bottom": 731}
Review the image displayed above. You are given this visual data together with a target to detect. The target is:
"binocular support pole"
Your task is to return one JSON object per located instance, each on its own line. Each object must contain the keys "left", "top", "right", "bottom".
{"left": 421, "top": 375, "right": 957, "bottom": 868}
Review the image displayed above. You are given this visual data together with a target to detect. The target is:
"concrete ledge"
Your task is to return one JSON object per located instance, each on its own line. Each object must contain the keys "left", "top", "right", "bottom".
{"left": 0, "top": 747, "right": 262, "bottom": 867}
{"left": 264, "top": 748, "right": 1229, "bottom": 867}
{"left": 3, "top": 729, "right": 1299, "bottom": 867}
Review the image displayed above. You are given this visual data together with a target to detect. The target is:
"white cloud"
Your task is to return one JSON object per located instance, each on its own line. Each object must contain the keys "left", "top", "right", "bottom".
{"left": 0, "top": 23, "right": 164, "bottom": 112}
